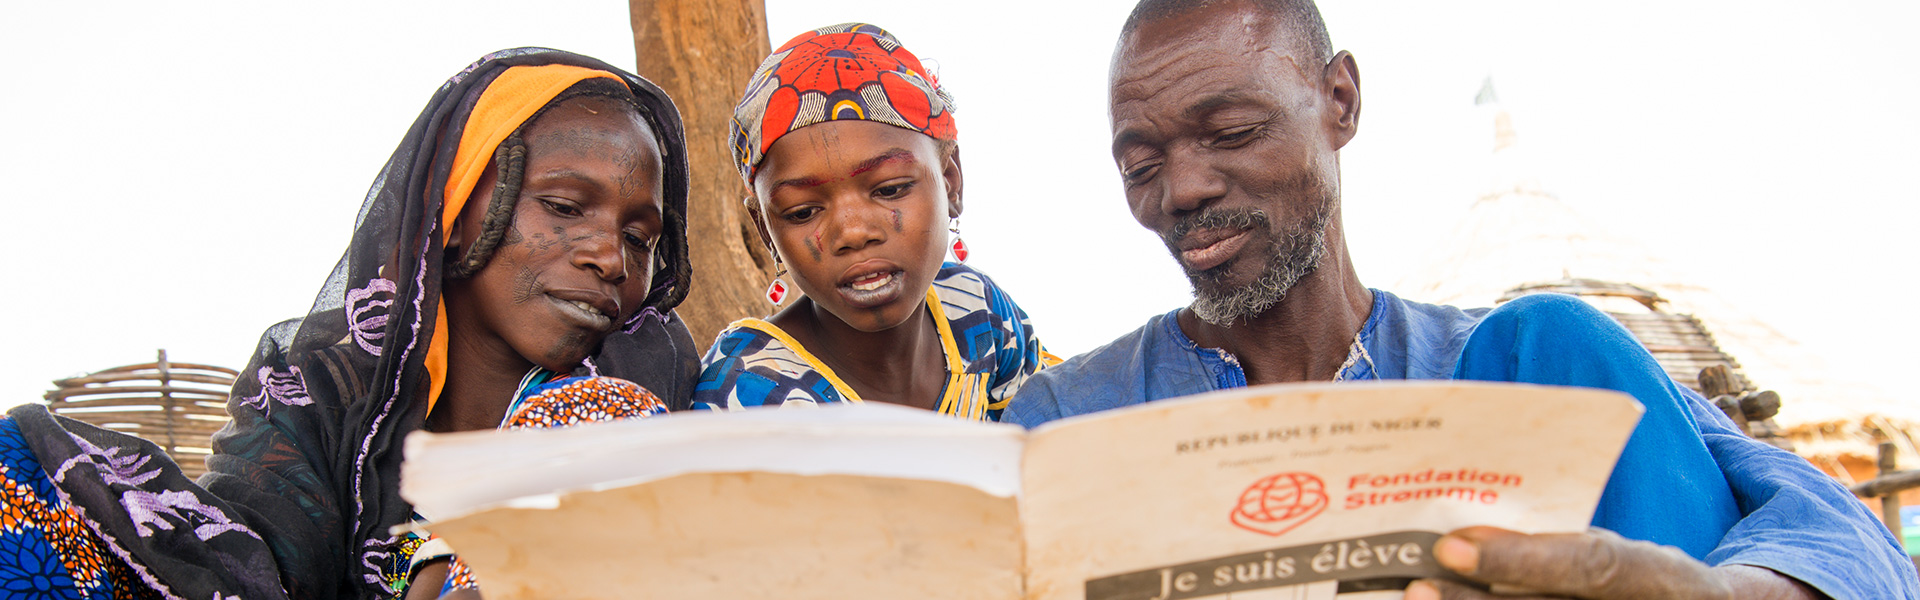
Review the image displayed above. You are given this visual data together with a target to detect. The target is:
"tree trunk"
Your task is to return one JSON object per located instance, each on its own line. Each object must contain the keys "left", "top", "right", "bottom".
{"left": 628, "top": 0, "right": 776, "bottom": 351}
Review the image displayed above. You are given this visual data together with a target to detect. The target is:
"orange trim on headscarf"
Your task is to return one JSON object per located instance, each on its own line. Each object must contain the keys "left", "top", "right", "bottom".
{"left": 425, "top": 64, "right": 623, "bottom": 416}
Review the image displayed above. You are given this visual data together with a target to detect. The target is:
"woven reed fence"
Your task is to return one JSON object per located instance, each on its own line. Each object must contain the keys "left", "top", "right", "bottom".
{"left": 43, "top": 350, "right": 235, "bottom": 479}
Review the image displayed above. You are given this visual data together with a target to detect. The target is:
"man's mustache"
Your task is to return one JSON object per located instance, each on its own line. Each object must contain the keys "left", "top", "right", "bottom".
{"left": 1161, "top": 208, "right": 1270, "bottom": 248}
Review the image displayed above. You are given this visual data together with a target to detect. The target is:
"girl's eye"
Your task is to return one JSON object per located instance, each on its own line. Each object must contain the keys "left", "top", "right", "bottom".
{"left": 874, "top": 181, "right": 916, "bottom": 200}
{"left": 541, "top": 198, "right": 583, "bottom": 217}
{"left": 783, "top": 206, "right": 820, "bottom": 223}
{"left": 623, "top": 231, "right": 653, "bottom": 250}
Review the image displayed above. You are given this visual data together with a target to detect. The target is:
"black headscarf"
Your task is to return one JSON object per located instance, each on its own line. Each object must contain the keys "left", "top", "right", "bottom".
{"left": 8, "top": 48, "right": 693, "bottom": 600}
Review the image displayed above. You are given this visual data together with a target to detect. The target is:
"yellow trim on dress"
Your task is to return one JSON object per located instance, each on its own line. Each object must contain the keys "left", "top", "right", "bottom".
{"left": 727, "top": 318, "right": 866, "bottom": 404}
{"left": 722, "top": 287, "right": 982, "bottom": 419}
{"left": 924, "top": 287, "right": 970, "bottom": 418}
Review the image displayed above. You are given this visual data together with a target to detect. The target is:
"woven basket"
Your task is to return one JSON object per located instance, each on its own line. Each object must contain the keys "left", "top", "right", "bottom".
{"left": 43, "top": 350, "right": 236, "bottom": 480}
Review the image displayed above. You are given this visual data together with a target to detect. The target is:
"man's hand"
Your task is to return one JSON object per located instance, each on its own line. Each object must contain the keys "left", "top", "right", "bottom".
{"left": 1403, "top": 526, "right": 1822, "bottom": 600}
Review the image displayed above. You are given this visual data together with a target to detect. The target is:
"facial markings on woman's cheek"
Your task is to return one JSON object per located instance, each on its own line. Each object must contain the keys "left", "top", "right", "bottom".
{"left": 804, "top": 234, "right": 822, "bottom": 262}
{"left": 510, "top": 267, "right": 542, "bottom": 305}
{"left": 890, "top": 209, "right": 903, "bottom": 233}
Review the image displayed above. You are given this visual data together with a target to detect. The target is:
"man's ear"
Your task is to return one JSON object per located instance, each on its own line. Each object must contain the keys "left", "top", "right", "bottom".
{"left": 742, "top": 195, "right": 781, "bottom": 263}
{"left": 1323, "top": 50, "right": 1361, "bottom": 150}
{"left": 942, "top": 143, "right": 964, "bottom": 219}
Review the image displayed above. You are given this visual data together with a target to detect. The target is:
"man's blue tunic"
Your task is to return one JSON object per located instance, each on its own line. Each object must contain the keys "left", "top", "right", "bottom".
{"left": 1006, "top": 290, "right": 1915, "bottom": 598}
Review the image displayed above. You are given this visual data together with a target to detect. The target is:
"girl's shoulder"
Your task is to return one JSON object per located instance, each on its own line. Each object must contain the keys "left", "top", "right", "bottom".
{"left": 704, "top": 318, "right": 803, "bottom": 365}
{"left": 929, "top": 262, "right": 1030, "bottom": 325}
{"left": 695, "top": 319, "right": 853, "bottom": 408}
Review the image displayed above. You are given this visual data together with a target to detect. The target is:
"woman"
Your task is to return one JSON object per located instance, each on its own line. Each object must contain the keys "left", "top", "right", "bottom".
{"left": 0, "top": 48, "right": 694, "bottom": 599}
{"left": 694, "top": 24, "right": 1057, "bottom": 420}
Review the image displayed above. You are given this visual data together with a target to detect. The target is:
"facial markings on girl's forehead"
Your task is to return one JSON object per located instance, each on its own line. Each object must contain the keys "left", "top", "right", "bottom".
{"left": 849, "top": 148, "right": 915, "bottom": 177}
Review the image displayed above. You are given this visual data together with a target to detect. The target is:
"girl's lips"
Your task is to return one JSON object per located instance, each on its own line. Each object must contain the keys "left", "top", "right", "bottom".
{"left": 1180, "top": 228, "right": 1252, "bottom": 272}
{"left": 836, "top": 270, "right": 905, "bottom": 309}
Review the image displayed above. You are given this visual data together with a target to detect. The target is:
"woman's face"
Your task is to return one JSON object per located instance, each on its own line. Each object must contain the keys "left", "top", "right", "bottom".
{"left": 446, "top": 95, "right": 665, "bottom": 372}
{"left": 752, "top": 120, "right": 961, "bottom": 332}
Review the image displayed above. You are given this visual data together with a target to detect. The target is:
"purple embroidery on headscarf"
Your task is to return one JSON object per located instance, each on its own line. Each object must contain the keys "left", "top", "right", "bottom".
{"left": 346, "top": 278, "right": 397, "bottom": 356}
{"left": 53, "top": 432, "right": 160, "bottom": 487}
{"left": 238, "top": 366, "right": 313, "bottom": 414}
{"left": 122, "top": 489, "right": 259, "bottom": 541}
{"left": 360, "top": 536, "right": 401, "bottom": 585}
{"left": 50, "top": 430, "right": 259, "bottom": 542}
{"left": 352, "top": 232, "right": 429, "bottom": 587}
{"left": 622, "top": 307, "right": 667, "bottom": 334}
{"left": 620, "top": 276, "right": 676, "bottom": 334}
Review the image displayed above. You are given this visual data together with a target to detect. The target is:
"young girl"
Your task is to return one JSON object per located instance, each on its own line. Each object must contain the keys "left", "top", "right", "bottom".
{"left": 694, "top": 23, "right": 1057, "bottom": 420}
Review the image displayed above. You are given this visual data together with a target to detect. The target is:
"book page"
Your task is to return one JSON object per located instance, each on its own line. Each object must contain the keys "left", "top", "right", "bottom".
{"left": 403, "top": 402, "right": 1025, "bottom": 521}
{"left": 403, "top": 404, "right": 1028, "bottom": 600}
{"left": 428, "top": 471, "right": 1023, "bottom": 599}
{"left": 1018, "top": 382, "right": 1642, "bottom": 600}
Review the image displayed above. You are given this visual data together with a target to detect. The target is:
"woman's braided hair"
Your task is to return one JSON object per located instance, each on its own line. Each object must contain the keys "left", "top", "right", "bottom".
{"left": 445, "top": 77, "right": 692, "bottom": 316}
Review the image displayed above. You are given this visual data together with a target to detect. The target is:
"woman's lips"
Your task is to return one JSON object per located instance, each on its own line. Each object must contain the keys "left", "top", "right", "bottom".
{"left": 545, "top": 292, "right": 615, "bottom": 331}
{"left": 1179, "top": 228, "right": 1253, "bottom": 272}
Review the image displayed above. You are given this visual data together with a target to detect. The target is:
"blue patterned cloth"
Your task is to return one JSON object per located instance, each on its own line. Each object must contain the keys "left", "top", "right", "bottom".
{"left": 0, "top": 417, "right": 161, "bottom": 600}
{"left": 694, "top": 263, "right": 1057, "bottom": 421}
{"left": 1006, "top": 290, "right": 1917, "bottom": 599}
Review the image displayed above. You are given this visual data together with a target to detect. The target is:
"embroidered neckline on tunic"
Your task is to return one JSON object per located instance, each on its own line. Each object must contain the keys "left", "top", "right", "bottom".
{"left": 730, "top": 286, "right": 966, "bottom": 414}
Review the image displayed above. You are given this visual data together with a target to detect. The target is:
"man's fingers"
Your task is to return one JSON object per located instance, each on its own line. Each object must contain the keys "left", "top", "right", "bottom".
{"left": 1441, "top": 526, "right": 1731, "bottom": 599}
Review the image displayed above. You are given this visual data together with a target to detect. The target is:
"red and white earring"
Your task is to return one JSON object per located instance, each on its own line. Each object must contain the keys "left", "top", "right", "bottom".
{"left": 765, "top": 261, "right": 789, "bottom": 306}
{"left": 948, "top": 218, "right": 969, "bottom": 263}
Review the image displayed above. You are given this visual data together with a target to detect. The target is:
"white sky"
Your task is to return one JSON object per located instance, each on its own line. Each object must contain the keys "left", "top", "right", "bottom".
{"left": 2, "top": 1, "right": 1914, "bottom": 408}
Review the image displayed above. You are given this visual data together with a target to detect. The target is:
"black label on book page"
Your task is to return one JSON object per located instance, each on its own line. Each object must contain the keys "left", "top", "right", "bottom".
{"left": 1084, "top": 531, "right": 1445, "bottom": 600}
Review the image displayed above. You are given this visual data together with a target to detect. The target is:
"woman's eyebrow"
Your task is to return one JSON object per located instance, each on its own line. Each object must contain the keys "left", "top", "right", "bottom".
{"left": 530, "top": 169, "right": 606, "bottom": 189}
{"left": 849, "top": 148, "right": 915, "bottom": 177}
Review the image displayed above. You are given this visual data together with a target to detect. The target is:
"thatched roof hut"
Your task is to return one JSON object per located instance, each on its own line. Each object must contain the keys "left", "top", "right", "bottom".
{"left": 1394, "top": 82, "right": 1920, "bottom": 486}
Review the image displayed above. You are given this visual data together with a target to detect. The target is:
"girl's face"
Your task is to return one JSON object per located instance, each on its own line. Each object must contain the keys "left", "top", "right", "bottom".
{"left": 446, "top": 96, "right": 665, "bottom": 372}
{"left": 752, "top": 120, "right": 962, "bottom": 332}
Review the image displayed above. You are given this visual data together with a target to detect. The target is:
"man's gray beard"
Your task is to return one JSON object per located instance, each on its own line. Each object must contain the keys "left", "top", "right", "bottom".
{"left": 1170, "top": 205, "right": 1333, "bottom": 328}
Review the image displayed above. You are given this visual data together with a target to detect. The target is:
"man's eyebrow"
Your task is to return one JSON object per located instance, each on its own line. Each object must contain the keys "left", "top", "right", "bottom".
{"left": 1111, "top": 128, "right": 1149, "bottom": 161}
{"left": 849, "top": 148, "right": 916, "bottom": 176}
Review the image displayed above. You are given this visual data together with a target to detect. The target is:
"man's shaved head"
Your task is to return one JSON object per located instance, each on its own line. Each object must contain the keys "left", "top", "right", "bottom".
{"left": 1121, "top": 0, "right": 1333, "bottom": 67}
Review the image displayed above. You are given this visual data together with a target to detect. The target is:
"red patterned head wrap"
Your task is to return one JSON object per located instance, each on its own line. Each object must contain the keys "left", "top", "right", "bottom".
{"left": 730, "top": 23, "right": 957, "bottom": 184}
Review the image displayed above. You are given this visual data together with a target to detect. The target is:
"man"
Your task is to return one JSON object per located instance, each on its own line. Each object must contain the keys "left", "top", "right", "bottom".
{"left": 1004, "top": 1, "right": 1914, "bottom": 598}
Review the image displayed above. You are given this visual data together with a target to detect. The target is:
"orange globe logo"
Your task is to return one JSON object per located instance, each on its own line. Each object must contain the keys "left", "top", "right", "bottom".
{"left": 1230, "top": 472, "right": 1329, "bottom": 537}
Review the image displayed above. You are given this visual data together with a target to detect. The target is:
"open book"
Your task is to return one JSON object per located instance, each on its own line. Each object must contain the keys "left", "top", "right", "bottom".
{"left": 401, "top": 381, "right": 1641, "bottom": 599}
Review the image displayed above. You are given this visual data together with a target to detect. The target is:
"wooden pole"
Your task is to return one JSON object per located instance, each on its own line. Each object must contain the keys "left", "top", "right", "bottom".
{"left": 1882, "top": 441, "right": 1904, "bottom": 540}
{"left": 158, "top": 349, "right": 178, "bottom": 456}
{"left": 628, "top": 0, "right": 776, "bottom": 350}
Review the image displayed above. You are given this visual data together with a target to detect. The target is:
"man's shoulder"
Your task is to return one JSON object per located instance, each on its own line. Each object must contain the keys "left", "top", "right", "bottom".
{"left": 1042, "top": 312, "right": 1173, "bottom": 379}
{"left": 1006, "top": 310, "right": 1193, "bottom": 427}
{"left": 1373, "top": 289, "right": 1492, "bottom": 331}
